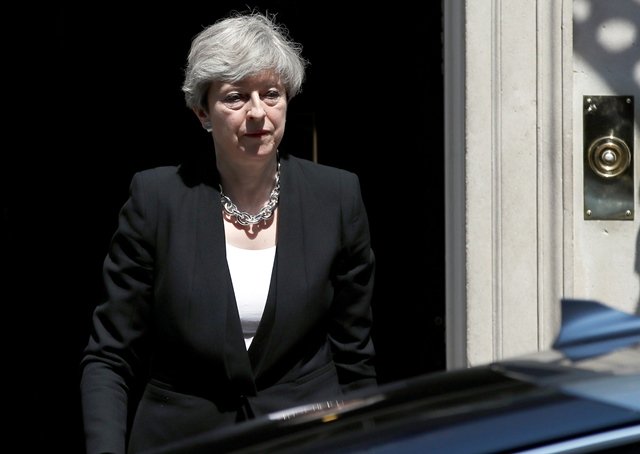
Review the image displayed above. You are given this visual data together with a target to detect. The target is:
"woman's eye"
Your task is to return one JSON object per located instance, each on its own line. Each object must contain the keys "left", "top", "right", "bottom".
{"left": 263, "top": 90, "right": 281, "bottom": 105}
{"left": 222, "top": 93, "right": 246, "bottom": 108}
{"left": 221, "top": 90, "right": 282, "bottom": 109}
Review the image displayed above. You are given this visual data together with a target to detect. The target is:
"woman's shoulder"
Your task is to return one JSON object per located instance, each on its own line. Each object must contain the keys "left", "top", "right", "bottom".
{"left": 127, "top": 166, "right": 189, "bottom": 200}
{"left": 283, "top": 154, "right": 363, "bottom": 204}
{"left": 131, "top": 165, "right": 184, "bottom": 187}
{"left": 135, "top": 165, "right": 180, "bottom": 179}
{"left": 284, "top": 154, "right": 356, "bottom": 181}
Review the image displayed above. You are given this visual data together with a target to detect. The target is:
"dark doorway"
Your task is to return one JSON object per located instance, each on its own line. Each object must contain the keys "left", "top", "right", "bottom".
{"left": 9, "top": 2, "right": 444, "bottom": 451}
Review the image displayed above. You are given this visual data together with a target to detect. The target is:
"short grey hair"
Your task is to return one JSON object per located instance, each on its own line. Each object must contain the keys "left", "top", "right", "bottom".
{"left": 182, "top": 11, "right": 308, "bottom": 111}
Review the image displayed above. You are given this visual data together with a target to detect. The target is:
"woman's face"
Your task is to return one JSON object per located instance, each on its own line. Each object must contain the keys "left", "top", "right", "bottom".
{"left": 199, "top": 71, "right": 287, "bottom": 164}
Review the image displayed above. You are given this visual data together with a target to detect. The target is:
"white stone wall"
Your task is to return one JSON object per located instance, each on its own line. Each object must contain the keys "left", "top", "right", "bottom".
{"left": 444, "top": 0, "right": 640, "bottom": 368}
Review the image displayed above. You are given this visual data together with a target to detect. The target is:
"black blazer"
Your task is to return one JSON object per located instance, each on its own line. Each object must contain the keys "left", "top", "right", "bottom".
{"left": 80, "top": 154, "right": 376, "bottom": 454}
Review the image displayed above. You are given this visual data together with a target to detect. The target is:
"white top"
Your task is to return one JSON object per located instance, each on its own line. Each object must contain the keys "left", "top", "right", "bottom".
{"left": 225, "top": 243, "right": 276, "bottom": 349}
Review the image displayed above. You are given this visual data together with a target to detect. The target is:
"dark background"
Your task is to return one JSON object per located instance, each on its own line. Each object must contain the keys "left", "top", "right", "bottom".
{"left": 6, "top": 2, "right": 444, "bottom": 451}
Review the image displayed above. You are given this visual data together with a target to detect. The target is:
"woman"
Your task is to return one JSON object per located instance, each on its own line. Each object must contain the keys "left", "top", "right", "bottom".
{"left": 80, "top": 11, "right": 377, "bottom": 454}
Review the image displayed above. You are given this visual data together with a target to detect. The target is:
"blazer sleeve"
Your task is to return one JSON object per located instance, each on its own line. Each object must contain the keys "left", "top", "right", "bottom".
{"left": 80, "top": 171, "right": 156, "bottom": 454}
{"left": 329, "top": 171, "right": 377, "bottom": 392}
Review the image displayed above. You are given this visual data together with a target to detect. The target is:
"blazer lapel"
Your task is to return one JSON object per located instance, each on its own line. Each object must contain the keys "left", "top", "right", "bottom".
{"left": 192, "top": 182, "right": 256, "bottom": 394}
{"left": 249, "top": 156, "right": 310, "bottom": 382}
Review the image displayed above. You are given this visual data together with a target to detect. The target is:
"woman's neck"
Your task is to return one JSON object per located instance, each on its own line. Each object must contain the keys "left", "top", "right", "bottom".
{"left": 217, "top": 156, "right": 279, "bottom": 214}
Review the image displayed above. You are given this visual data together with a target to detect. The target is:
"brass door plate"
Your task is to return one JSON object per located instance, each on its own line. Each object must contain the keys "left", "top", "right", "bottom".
{"left": 583, "top": 95, "right": 635, "bottom": 220}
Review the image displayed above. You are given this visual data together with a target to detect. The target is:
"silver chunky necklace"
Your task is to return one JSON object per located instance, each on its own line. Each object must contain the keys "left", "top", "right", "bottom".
{"left": 219, "top": 161, "right": 280, "bottom": 226}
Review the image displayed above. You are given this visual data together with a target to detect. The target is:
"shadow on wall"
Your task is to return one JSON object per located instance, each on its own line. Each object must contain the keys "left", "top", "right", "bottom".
{"left": 573, "top": 0, "right": 640, "bottom": 93}
{"left": 573, "top": 0, "right": 640, "bottom": 315}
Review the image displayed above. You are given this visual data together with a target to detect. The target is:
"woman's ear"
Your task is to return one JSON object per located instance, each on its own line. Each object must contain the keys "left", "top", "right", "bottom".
{"left": 193, "top": 108, "right": 212, "bottom": 132}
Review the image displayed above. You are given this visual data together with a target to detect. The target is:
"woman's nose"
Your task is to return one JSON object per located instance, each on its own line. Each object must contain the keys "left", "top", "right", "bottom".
{"left": 247, "top": 93, "right": 266, "bottom": 118}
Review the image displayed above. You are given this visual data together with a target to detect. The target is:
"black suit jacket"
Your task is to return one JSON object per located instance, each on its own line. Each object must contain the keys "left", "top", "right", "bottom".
{"left": 80, "top": 154, "right": 376, "bottom": 454}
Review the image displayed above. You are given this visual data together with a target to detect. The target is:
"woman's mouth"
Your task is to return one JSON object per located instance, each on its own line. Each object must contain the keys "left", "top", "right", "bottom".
{"left": 245, "top": 130, "right": 269, "bottom": 138}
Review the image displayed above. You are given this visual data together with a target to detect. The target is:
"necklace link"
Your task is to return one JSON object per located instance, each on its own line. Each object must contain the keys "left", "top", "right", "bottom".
{"left": 219, "top": 161, "right": 280, "bottom": 226}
